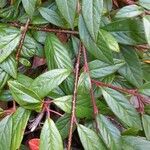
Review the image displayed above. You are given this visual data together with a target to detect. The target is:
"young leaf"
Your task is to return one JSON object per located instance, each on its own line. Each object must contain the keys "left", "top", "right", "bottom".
{"left": 55, "top": 0, "right": 77, "bottom": 29}
{"left": 0, "top": 55, "right": 17, "bottom": 78}
{"left": 11, "top": 107, "right": 31, "bottom": 150}
{"left": 143, "top": 15, "right": 150, "bottom": 46}
{"left": 118, "top": 46, "right": 143, "bottom": 87}
{"left": 102, "top": 88, "right": 142, "bottom": 130}
{"left": 122, "top": 136, "right": 150, "bottom": 150}
{"left": 77, "top": 124, "right": 107, "bottom": 150}
{"left": 0, "top": 33, "right": 20, "bottom": 63}
{"left": 30, "top": 69, "right": 71, "bottom": 98}
{"left": 82, "top": 0, "right": 103, "bottom": 41}
{"left": 142, "top": 114, "right": 150, "bottom": 140}
{"left": 96, "top": 114, "right": 121, "bottom": 150}
{"left": 40, "top": 118, "right": 63, "bottom": 150}
{"left": 45, "top": 34, "right": 73, "bottom": 70}
{"left": 0, "top": 115, "right": 12, "bottom": 150}
{"left": 115, "top": 5, "right": 144, "bottom": 18}
{"left": 22, "top": 0, "right": 37, "bottom": 18}
{"left": 8, "top": 80, "right": 42, "bottom": 112}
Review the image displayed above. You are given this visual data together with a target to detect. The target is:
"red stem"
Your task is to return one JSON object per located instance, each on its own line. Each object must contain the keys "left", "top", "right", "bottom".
{"left": 48, "top": 109, "right": 63, "bottom": 117}
{"left": 67, "top": 44, "right": 82, "bottom": 150}
{"left": 82, "top": 45, "right": 99, "bottom": 130}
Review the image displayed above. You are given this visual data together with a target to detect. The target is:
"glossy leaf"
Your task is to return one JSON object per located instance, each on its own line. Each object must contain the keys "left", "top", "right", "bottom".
{"left": 82, "top": 0, "right": 103, "bottom": 40}
{"left": 45, "top": 34, "right": 73, "bottom": 70}
{"left": 139, "top": 0, "right": 150, "bottom": 10}
{"left": 142, "top": 114, "right": 150, "bottom": 140}
{"left": 143, "top": 15, "right": 150, "bottom": 46}
{"left": 55, "top": 0, "right": 77, "bottom": 29}
{"left": 77, "top": 124, "right": 106, "bottom": 150}
{"left": 40, "top": 118, "right": 63, "bottom": 150}
{"left": 8, "top": 80, "right": 42, "bottom": 111}
{"left": 96, "top": 114, "right": 121, "bottom": 150}
{"left": 115, "top": 5, "right": 144, "bottom": 18}
{"left": 102, "top": 88, "right": 142, "bottom": 129}
{"left": 11, "top": 107, "right": 31, "bottom": 150}
{"left": 30, "top": 69, "right": 71, "bottom": 98}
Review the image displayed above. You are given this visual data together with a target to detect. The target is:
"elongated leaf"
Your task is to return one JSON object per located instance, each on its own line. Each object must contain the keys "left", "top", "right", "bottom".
{"left": 8, "top": 80, "right": 42, "bottom": 112}
{"left": 102, "top": 18, "right": 146, "bottom": 45}
{"left": 89, "top": 59, "right": 125, "bottom": 78}
{"left": 102, "top": 88, "right": 142, "bottom": 129}
{"left": 143, "top": 15, "right": 150, "bottom": 46}
{"left": 11, "top": 107, "right": 31, "bottom": 150}
{"left": 118, "top": 46, "right": 143, "bottom": 87}
{"left": 22, "top": 0, "right": 37, "bottom": 18}
{"left": 79, "top": 15, "right": 113, "bottom": 64}
{"left": 0, "top": 55, "right": 17, "bottom": 78}
{"left": 0, "top": 115, "right": 12, "bottom": 150}
{"left": 30, "top": 69, "right": 71, "bottom": 98}
{"left": 122, "top": 136, "right": 150, "bottom": 150}
{"left": 139, "top": 0, "right": 150, "bottom": 10}
{"left": 96, "top": 114, "right": 121, "bottom": 150}
{"left": 115, "top": 5, "right": 144, "bottom": 18}
{"left": 77, "top": 124, "right": 106, "bottom": 150}
{"left": 0, "top": 33, "right": 20, "bottom": 63}
{"left": 39, "top": 7, "right": 66, "bottom": 27}
{"left": 45, "top": 34, "right": 73, "bottom": 70}
{"left": 55, "top": 0, "right": 77, "bottom": 29}
{"left": 142, "top": 114, "right": 150, "bottom": 140}
{"left": 82, "top": 0, "right": 103, "bottom": 40}
{"left": 40, "top": 118, "right": 63, "bottom": 150}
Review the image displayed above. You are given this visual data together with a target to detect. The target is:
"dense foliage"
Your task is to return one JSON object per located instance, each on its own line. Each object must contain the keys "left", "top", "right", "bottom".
{"left": 0, "top": 0, "right": 150, "bottom": 149}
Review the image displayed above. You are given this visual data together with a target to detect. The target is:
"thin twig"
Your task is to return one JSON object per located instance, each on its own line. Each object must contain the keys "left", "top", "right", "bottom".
{"left": 67, "top": 44, "right": 82, "bottom": 150}
{"left": 91, "top": 79, "right": 139, "bottom": 96}
{"left": 15, "top": 18, "right": 30, "bottom": 61}
{"left": 10, "top": 22, "right": 79, "bottom": 35}
{"left": 48, "top": 109, "right": 63, "bottom": 117}
{"left": 82, "top": 45, "right": 99, "bottom": 130}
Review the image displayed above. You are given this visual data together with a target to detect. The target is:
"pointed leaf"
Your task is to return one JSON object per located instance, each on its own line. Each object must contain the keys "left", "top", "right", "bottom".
{"left": 40, "top": 118, "right": 63, "bottom": 150}
{"left": 77, "top": 124, "right": 107, "bottom": 150}
{"left": 8, "top": 80, "right": 42, "bottom": 112}
{"left": 102, "top": 88, "right": 142, "bottom": 129}
{"left": 30, "top": 69, "right": 71, "bottom": 98}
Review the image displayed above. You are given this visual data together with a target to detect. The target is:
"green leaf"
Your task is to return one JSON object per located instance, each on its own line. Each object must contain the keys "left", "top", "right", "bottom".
{"left": 55, "top": 0, "right": 77, "bottom": 29}
{"left": 118, "top": 46, "right": 143, "bottom": 87}
{"left": 30, "top": 69, "right": 71, "bottom": 98}
{"left": 0, "top": 33, "right": 20, "bottom": 63}
{"left": 39, "top": 7, "right": 66, "bottom": 28}
{"left": 82, "top": 0, "right": 103, "bottom": 40}
{"left": 0, "top": 55, "right": 17, "bottom": 78}
{"left": 11, "top": 107, "right": 31, "bottom": 150}
{"left": 0, "top": 115, "right": 12, "bottom": 150}
{"left": 79, "top": 15, "right": 113, "bottom": 64}
{"left": 45, "top": 34, "right": 73, "bottom": 70}
{"left": 143, "top": 15, "right": 150, "bottom": 46}
{"left": 56, "top": 114, "right": 71, "bottom": 139}
{"left": 142, "top": 114, "right": 150, "bottom": 140}
{"left": 22, "top": 0, "right": 37, "bottom": 18}
{"left": 8, "top": 80, "right": 42, "bottom": 112}
{"left": 102, "top": 88, "right": 142, "bottom": 130}
{"left": 122, "top": 136, "right": 150, "bottom": 150}
{"left": 0, "top": 90, "right": 13, "bottom": 102}
{"left": 115, "top": 5, "right": 144, "bottom": 18}
{"left": 139, "top": 0, "right": 150, "bottom": 10}
{"left": 77, "top": 124, "right": 107, "bottom": 150}
{"left": 102, "top": 18, "right": 146, "bottom": 45}
{"left": 0, "top": 68, "right": 10, "bottom": 90}
{"left": 139, "top": 82, "right": 150, "bottom": 96}
{"left": 96, "top": 114, "right": 121, "bottom": 150}
{"left": 89, "top": 59, "right": 125, "bottom": 79}
{"left": 40, "top": 118, "right": 63, "bottom": 150}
